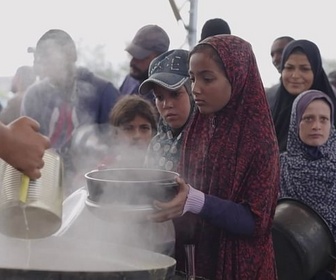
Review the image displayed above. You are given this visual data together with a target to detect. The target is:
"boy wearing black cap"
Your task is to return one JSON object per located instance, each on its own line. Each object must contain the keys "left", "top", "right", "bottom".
{"left": 140, "top": 49, "right": 195, "bottom": 173}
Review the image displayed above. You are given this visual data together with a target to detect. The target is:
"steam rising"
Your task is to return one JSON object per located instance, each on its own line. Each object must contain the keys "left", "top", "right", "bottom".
{"left": 66, "top": 123, "right": 151, "bottom": 196}
{"left": 54, "top": 186, "right": 175, "bottom": 256}
{"left": 0, "top": 235, "right": 175, "bottom": 271}
{"left": 2, "top": 33, "right": 177, "bottom": 273}
{"left": 55, "top": 123, "right": 176, "bottom": 258}
{"left": 0, "top": 123, "right": 176, "bottom": 273}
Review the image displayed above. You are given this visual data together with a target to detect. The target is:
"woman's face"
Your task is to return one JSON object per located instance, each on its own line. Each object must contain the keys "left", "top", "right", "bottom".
{"left": 282, "top": 53, "right": 314, "bottom": 96}
{"left": 299, "top": 99, "right": 331, "bottom": 147}
{"left": 153, "top": 84, "right": 191, "bottom": 130}
{"left": 116, "top": 115, "right": 153, "bottom": 150}
{"left": 189, "top": 51, "right": 232, "bottom": 114}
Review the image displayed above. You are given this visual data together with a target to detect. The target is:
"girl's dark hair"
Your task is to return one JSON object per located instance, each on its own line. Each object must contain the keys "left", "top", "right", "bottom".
{"left": 109, "top": 95, "right": 158, "bottom": 134}
{"left": 189, "top": 43, "right": 226, "bottom": 74}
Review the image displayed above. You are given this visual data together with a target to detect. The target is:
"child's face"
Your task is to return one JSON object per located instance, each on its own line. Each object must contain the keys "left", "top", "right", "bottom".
{"left": 153, "top": 85, "right": 191, "bottom": 130}
{"left": 189, "top": 51, "right": 232, "bottom": 114}
{"left": 116, "top": 115, "right": 153, "bottom": 150}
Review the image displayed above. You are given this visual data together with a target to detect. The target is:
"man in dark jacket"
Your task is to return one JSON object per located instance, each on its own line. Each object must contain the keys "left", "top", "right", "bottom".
{"left": 119, "top": 24, "right": 170, "bottom": 103}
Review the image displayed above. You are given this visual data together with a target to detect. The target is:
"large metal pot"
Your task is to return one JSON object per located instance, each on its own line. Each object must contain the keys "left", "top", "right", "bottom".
{"left": 272, "top": 198, "right": 335, "bottom": 280}
{"left": 0, "top": 235, "right": 176, "bottom": 279}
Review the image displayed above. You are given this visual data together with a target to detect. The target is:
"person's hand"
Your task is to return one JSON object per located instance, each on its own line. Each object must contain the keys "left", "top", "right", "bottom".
{"left": 149, "top": 176, "right": 189, "bottom": 222}
{"left": 0, "top": 117, "right": 50, "bottom": 179}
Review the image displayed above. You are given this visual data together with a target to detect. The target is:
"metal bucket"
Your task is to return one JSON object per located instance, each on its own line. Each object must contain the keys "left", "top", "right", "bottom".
{"left": 0, "top": 149, "right": 63, "bottom": 239}
{"left": 272, "top": 198, "right": 335, "bottom": 280}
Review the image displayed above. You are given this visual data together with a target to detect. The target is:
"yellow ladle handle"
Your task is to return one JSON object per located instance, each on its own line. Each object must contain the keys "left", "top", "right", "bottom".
{"left": 19, "top": 175, "right": 30, "bottom": 203}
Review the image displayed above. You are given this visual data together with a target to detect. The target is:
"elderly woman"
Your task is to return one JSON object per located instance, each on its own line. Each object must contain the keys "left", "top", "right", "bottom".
{"left": 59, "top": 94, "right": 175, "bottom": 257}
{"left": 279, "top": 89, "right": 336, "bottom": 280}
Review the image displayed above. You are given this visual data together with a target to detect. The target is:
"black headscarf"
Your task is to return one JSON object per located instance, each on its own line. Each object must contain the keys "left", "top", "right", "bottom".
{"left": 271, "top": 39, "right": 336, "bottom": 153}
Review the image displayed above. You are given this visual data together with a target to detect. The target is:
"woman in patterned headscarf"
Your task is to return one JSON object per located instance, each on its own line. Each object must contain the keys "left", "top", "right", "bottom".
{"left": 150, "top": 35, "right": 279, "bottom": 280}
{"left": 279, "top": 89, "right": 336, "bottom": 280}
{"left": 271, "top": 39, "right": 336, "bottom": 153}
{"left": 280, "top": 89, "right": 336, "bottom": 239}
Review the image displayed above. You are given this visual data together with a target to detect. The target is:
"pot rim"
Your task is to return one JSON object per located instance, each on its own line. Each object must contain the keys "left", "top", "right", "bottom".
{"left": 84, "top": 168, "right": 179, "bottom": 183}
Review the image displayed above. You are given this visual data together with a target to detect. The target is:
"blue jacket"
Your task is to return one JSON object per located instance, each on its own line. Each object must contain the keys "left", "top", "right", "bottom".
{"left": 22, "top": 67, "right": 120, "bottom": 150}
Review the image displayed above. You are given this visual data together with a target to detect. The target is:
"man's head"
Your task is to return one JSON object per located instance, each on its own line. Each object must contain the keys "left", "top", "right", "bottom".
{"left": 200, "top": 18, "right": 231, "bottom": 42}
{"left": 270, "top": 36, "right": 295, "bottom": 73}
{"left": 34, "top": 29, "right": 77, "bottom": 85}
{"left": 125, "top": 25, "right": 170, "bottom": 82}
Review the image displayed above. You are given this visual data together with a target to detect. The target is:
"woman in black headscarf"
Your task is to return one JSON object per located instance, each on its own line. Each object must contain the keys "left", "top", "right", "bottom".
{"left": 271, "top": 39, "right": 336, "bottom": 153}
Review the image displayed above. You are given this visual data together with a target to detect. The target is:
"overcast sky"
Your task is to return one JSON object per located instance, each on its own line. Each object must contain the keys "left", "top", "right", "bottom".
{"left": 1, "top": 0, "right": 335, "bottom": 87}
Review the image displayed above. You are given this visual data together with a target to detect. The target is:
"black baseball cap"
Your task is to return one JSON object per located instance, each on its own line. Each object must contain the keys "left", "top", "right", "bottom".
{"left": 139, "top": 49, "right": 189, "bottom": 94}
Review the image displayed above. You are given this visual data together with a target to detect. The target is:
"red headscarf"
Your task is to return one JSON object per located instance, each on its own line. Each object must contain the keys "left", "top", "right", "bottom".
{"left": 176, "top": 35, "right": 280, "bottom": 279}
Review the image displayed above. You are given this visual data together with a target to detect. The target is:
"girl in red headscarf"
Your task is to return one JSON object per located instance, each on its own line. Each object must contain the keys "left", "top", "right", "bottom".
{"left": 150, "top": 35, "right": 280, "bottom": 280}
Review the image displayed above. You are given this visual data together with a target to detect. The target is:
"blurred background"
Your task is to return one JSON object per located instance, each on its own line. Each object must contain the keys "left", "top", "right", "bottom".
{"left": 0, "top": 0, "right": 335, "bottom": 105}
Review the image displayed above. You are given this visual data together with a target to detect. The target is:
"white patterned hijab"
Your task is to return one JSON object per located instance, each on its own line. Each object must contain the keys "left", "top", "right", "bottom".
{"left": 280, "top": 89, "right": 336, "bottom": 239}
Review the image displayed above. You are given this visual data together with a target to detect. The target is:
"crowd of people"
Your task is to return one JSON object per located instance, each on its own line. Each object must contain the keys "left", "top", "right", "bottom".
{"left": 0, "top": 17, "right": 336, "bottom": 280}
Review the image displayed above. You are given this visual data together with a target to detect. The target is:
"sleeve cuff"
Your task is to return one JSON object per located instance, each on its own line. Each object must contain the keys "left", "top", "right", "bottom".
{"left": 182, "top": 185, "right": 205, "bottom": 215}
